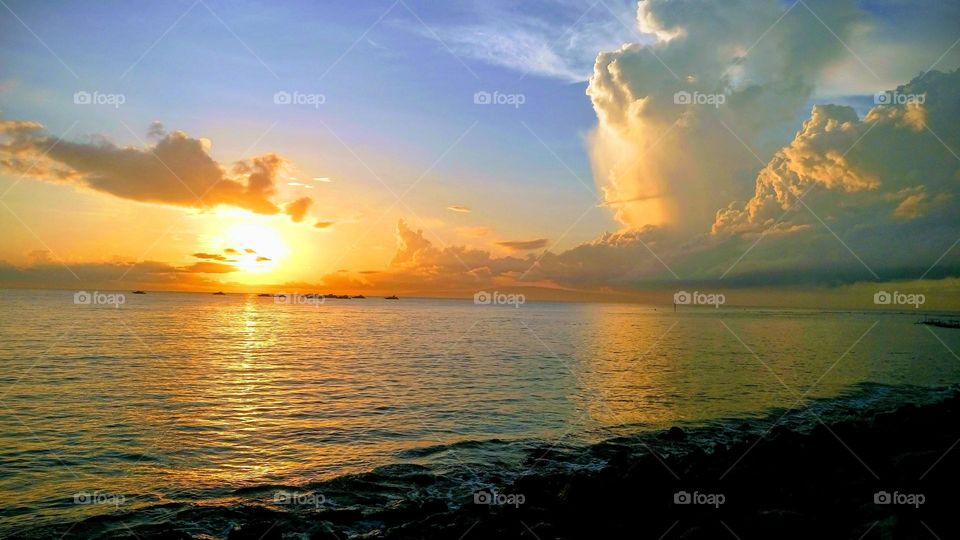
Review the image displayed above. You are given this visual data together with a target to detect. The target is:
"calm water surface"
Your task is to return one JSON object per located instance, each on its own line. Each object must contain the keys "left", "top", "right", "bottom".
{"left": 1, "top": 289, "right": 959, "bottom": 533}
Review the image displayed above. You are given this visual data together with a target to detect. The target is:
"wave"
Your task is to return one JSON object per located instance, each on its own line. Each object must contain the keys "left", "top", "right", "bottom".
{"left": 11, "top": 382, "right": 957, "bottom": 539}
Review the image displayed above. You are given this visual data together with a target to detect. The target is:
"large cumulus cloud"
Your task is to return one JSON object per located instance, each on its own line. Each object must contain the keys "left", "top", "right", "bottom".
{"left": 587, "top": 0, "right": 863, "bottom": 233}
{"left": 349, "top": 69, "right": 960, "bottom": 294}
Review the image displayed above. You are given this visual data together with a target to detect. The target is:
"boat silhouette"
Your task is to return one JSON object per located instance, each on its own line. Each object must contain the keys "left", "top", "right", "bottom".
{"left": 917, "top": 317, "right": 960, "bottom": 329}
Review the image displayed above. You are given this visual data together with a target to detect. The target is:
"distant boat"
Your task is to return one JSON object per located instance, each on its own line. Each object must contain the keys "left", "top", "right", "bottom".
{"left": 352, "top": 295, "right": 366, "bottom": 299}
{"left": 213, "top": 291, "right": 226, "bottom": 296}
{"left": 257, "top": 293, "right": 271, "bottom": 297}
{"left": 132, "top": 290, "right": 146, "bottom": 294}
{"left": 917, "top": 318, "right": 960, "bottom": 329}
{"left": 385, "top": 295, "right": 399, "bottom": 300}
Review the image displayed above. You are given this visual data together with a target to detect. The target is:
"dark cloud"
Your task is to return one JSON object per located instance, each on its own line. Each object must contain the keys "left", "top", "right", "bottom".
{"left": 0, "top": 259, "right": 230, "bottom": 290}
{"left": 497, "top": 239, "right": 549, "bottom": 251}
{"left": 0, "top": 121, "right": 312, "bottom": 222}
{"left": 192, "top": 252, "right": 228, "bottom": 261}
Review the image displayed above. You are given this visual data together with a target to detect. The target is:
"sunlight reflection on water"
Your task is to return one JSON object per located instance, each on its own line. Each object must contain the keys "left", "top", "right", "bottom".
{"left": 1, "top": 289, "right": 959, "bottom": 530}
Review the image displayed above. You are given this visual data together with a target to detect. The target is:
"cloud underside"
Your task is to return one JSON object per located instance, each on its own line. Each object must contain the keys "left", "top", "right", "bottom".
{"left": 0, "top": 122, "right": 313, "bottom": 222}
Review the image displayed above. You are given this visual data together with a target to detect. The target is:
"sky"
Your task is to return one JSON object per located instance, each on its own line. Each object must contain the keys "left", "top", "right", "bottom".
{"left": 1, "top": 0, "right": 959, "bottom": 307}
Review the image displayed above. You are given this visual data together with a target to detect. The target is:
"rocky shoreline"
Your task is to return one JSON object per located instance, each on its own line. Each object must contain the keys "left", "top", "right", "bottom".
{"left": 21, "top": 386, "right": 960, "bottom": 539}
{"left": 369, "top": 388, "right": 960, "bottom": 539}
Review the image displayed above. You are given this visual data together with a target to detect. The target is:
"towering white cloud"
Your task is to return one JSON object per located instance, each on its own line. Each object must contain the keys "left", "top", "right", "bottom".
{"left": 587, "top": 0, "right": 862, "bottom": 233}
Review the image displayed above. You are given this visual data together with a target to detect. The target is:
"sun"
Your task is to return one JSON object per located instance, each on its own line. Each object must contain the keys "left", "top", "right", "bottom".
{"left": 220, "top": 222, "right": 288, "bottom": 273}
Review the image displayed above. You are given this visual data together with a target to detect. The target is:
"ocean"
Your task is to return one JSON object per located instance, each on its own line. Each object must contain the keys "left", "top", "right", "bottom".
{"left": 1, "top": 289, "right": 959, "bottom": 537}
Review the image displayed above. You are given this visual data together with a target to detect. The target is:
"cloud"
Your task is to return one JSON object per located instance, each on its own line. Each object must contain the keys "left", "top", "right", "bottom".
{"left": 0, "top": 258, "right": 238, "bottom": 291}
{"left": 344, "top": 70, "right": 960, "bottom": 293}
{"left": 192, "top": 252, "right": 228, "bottom": 261}
{"left": 497, "top": 239, "right": 549, "bottom": 251}
{"left": 244, "top": 248, "right": 256, "bottom": 254}
{"left": 447, "top": 205, "right": 471, "bottom": 213}
{"left": 713, "top": 70, "right": 960, "bottom": 238}
{"left": 422, "top": 1, "right": 642, "bottom": 82}
{"left": 0, "top": 120, "right": 312, "bottom": 222}
{"left": 147, "top": 121, "right": 166, "bottom": 138}
{"left": 284, "top": 196, "right": 313, "bottom": 222}
{"left": 256, "top": 256, "right": 271, "bottom": 262}
{"left": 224, "top": 248, "right": 240, "bottom": 255}
{"left": 313, "top": 221, "right": 335, "bottom": 229}
{"left": 183, "top": 261, "right": 238, "bottom": 273}
{"left": 587, "top": 0, "right": 864, "bottom": 233}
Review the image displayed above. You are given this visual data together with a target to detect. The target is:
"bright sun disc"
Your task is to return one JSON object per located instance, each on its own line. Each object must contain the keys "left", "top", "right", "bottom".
{"left": 220, "top": 223, "right": 288, "bottom": 273}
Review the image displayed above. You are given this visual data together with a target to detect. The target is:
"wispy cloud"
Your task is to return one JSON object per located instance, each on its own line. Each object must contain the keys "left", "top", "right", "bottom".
{"left": 410, "top": 0, "right": 644, "bottom": 82}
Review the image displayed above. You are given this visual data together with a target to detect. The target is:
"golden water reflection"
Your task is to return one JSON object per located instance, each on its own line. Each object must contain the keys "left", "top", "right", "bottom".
{"left": 1, "top": 291, "right": 959, "bottom": 530}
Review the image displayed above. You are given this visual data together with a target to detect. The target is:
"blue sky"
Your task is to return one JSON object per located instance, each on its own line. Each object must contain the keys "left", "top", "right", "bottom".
{"left": 1, "top": 0, "right": 648, "bottom": 254}
{"left": 1, "top": 0, "right": 959, "bottom": 298}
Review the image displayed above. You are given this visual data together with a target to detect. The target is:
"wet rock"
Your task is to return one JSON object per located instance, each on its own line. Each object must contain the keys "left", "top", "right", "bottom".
{"left": 662, "top": 426, "right": 687, "bottom": 441}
